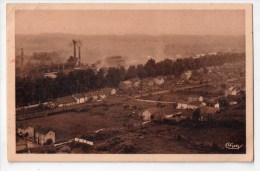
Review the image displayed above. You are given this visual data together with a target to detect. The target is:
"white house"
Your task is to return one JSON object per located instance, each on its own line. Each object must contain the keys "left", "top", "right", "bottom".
{"left": 214, "top": 103, "right": 220, "bottom": 108}
{"left": 34, "top": 128, "right": 55, "bottom": 145}
{"left": 177, "top": 101, "right": 205, "bottom": 110}
{"left": 142, "top": 108, "right": 160, "bottom": 121}
{"left": 17, "top": 126, "right": 34, "bottom": 139}
{"left": 176, "top": 101, "right": 189, "bottom": 109}
{"left": 229, "top": 101, "right": 238, "bottom": 105}
{"left": 111, "top": 89, "right": 117, "bottom": 95}
{"left": 73, "top": 94, "right": 88, "bottom": 104}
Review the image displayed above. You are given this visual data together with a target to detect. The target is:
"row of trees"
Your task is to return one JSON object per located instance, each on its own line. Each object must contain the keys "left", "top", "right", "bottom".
{"left": 16, "top": 52, "right": 245, "bottom": 107}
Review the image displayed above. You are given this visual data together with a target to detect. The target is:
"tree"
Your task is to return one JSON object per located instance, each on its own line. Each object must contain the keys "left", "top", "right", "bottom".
{"left": 126, "top": 65, "right": 137, "bottom": 79}
{"left": 144, "top": 59, "right": 156, "bottom": 77}
{"left": 106, "top": 67, "right": 123, "bottom": 87}
{"left": 96, "top": 69, "right": 106, "bottom": 88}
{"left": 136, "top": 64, "right": 147, "bottom": 79}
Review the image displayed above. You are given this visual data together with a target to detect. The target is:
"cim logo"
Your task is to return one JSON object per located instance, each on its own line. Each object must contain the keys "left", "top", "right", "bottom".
{"left": 225, "top": 142, "right": 243, "bottom": 150}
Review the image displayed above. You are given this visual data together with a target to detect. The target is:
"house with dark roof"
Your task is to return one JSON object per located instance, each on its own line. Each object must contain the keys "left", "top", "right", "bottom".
{"left": 34, "top": 127, "right": 55, "bottom": 145}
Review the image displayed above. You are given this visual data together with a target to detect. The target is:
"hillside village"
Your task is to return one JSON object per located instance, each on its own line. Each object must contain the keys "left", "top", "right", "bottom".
{"left": 16, "top": 53, "right": 246, "bottom": 154}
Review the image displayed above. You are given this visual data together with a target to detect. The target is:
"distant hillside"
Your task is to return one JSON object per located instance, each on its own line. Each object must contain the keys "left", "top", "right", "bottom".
{"left": 15, "top": 34, "right": 245, "bottom": 66}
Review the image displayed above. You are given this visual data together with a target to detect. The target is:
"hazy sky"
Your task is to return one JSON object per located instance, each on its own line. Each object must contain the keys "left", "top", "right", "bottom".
{"left": 16, "top": 10, "right": 245, "bottom": 35}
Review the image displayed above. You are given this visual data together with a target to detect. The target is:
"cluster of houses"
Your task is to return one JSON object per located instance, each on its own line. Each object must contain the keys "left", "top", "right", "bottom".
{"left": 17, "top": 125, "right": 55, "bottom": 146}
{"left": 175, "top": 95, "right": 220, "bottom": 121}
{"left": 19, "top": 88, "right": 118, "bottom": 111}
{"left": 119, "top": 77, "right": 165, "bottom": 91}
{"left": 53, "top": 92, "right": 107, "bottom": 108}
{"left": 141, "top": 85, "right": 242, "bottom": 122}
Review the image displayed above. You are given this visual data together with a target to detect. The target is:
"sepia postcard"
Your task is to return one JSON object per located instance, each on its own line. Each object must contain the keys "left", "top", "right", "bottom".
{"left": 7, "top": 3, "right": 253, "bottom": 162}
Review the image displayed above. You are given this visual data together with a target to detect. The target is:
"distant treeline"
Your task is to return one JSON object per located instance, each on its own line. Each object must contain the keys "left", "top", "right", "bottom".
{"left": 16, "top": 52, "right": 245, "bottom": 107}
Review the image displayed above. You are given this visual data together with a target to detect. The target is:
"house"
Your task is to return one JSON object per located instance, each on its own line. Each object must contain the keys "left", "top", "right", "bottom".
{"left": 165, "top": 111, "right": 193, "bottom": 122}
{"left": 17, "top": 125, "right": 34, "bottom": 139}
{"left": 200, "top": 106, "right": 219, "bottom": 121}
{"left": 225, "top": 89, "right": 237, "bottom": 97}
{"left": 129, "top": 78, "right": 141, "bottom": 87}
{"left": 111, "top": 88, "right": 117, "bottom": 95}
{"left": 99, "top": 94, "right": 106, "bottom": 100}
{"left": 92, "top": 95, "right": 98, "bottom": 101}
{"left": 141, "top": 78, "right": 154, "bottom": 87}
{"left": 25, "top": 126, "right": 35, "bottom": 139}
{"left": 153, "top": 77, "right": 164, "bottom": 85}
{"left": 229, "top": 101, "right": 238, "bottom": 105}
{"left": 188, "top": 96, "right": 203, "bottom": 102}
{"left": 17, "top": 126, "right": 26, "bottom": 136}
{"left": 142, "top": 108, "right": 158, "bottom": 121}
{"left": 34, "top": 127, "right": 55, "bottom": 145}
{"left": 56, "top": 96, "right": 77, "bottom": 107}
{"left": 177, "top": 100, "right": 205, "bottom": 110}
{"left": 180, "top": 70, "right": 192, "bottom": 80}
{"left": 187, "top": 101, "right": 206, "bottom": 110}
{"left": 74, "top": 138, "right": 94, "bottom": 146}
{"left": 176, "top": 100, "right": 188, "bottom": 109}
{"left": 43, "top": 102, "right": 56, "bottom": 109}
{"left": 73, "top": 94, "right": 88, "bottom": 104}
{"left": 119, "top": 80, "right": 132, "bottom": 90}
{"left": 141, "top": 108, "right": 166, "bottom": 121}
{"left": 44, "top": 72, "right": 57, "bottom": 79}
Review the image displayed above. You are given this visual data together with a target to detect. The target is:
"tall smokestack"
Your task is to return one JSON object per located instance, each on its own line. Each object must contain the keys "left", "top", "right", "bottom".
{"left": 78, "top": 46, "right": 81, "bottom": 66}
{"left": 72, "top": 40, "right": 77, "bottom": 58}
{"left": 21, "top": 48, "right": 24, "bottom": 70}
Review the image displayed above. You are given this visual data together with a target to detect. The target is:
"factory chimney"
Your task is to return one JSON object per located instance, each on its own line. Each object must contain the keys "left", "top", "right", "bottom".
{"left": 21, "top": 48, "right": 24, "bottom": 71}
{"left": 78, "top": 46, "right": 81, "bottom": 66}
{"left": 72, "top": 39, "right": 77, "bottom": 58}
